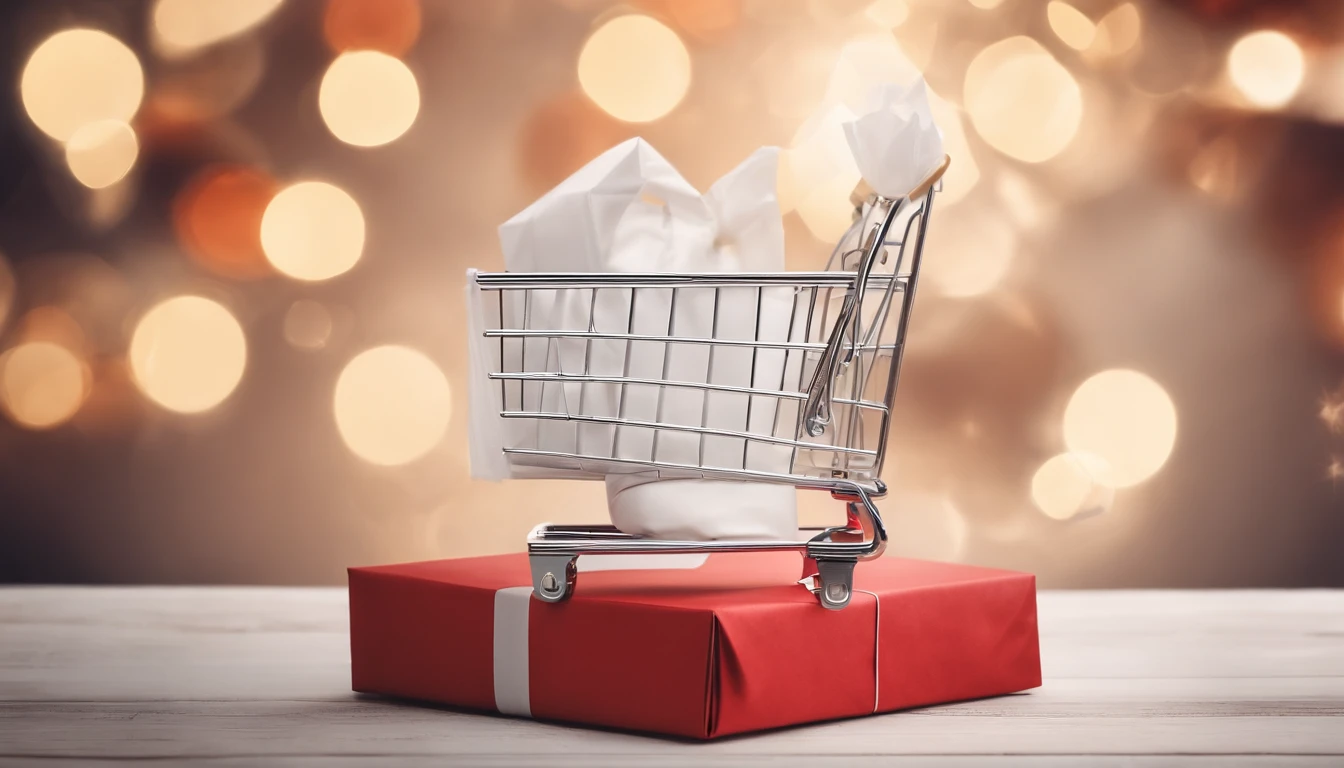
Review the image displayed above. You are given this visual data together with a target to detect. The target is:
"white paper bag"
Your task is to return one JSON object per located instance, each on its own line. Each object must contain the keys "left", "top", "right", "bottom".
{"left": 843, "top": 79, "right": 945, "bottom": 200}
{"left": 473, "top": 137, "right": 797, "bottom": 540}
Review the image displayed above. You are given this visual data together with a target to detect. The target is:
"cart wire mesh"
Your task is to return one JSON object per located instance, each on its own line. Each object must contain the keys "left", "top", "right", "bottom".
{"left": 470, "top": 189, "right": 933, "bottom": 495}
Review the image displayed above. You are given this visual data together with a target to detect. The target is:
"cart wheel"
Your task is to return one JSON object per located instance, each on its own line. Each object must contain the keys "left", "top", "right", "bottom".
{"left": 815, "top": 558, "right": 857, "bottom": 610}
{"left": 529, "top": 553, "right": 578, "bottom": 603}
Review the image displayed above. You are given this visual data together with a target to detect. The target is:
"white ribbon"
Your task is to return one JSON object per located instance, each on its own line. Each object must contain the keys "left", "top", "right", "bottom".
{"left": 492, "top": 586, "right": 533, "bottom": 717}
{"left": 855, "top": 588, "right": 881, "bottom": 713}
{"left": 490, "top": 554, "right": 709, "bottom": 717}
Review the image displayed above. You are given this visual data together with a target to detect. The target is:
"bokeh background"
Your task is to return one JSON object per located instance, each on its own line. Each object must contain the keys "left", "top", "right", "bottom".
{"left": 1, "top": 0, "right": 1341, "bottom": 587}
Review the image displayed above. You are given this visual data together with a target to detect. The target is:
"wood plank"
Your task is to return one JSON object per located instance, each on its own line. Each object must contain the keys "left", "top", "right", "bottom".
{"left": 2, "top": 759, "right": 1341, "bottom": 768}
{"left": 2, "top": 760, "right": 1342, "bottom": 768}
{"left": 0, "top": 587, "right": 1341, "bottom": 763}
{"left": 1, "top": 701, "right": 1342, "bottom": 758}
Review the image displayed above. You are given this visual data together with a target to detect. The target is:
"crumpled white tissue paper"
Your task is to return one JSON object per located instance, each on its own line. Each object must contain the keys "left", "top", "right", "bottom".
{"left": 843, "top": 79, "right": 945, "bottom": 200}
{"left": 470, "top": 137, "right": 798, "bottom": 541}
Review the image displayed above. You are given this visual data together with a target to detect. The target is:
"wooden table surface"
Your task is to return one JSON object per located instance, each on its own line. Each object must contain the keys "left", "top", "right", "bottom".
{"left": 1, "top": 588, "right": 1341, "bottom": 766}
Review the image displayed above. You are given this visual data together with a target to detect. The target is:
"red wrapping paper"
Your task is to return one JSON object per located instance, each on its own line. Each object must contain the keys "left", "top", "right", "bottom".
{"left": 348, "top": 551, "right": 1040, "bottom": 738}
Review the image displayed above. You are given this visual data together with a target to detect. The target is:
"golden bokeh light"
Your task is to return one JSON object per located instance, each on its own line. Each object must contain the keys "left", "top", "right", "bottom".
{"left": 968, "top": 0, "right": 1005, "bottom": 8}
{"left": 927, "top": 207, "right": 1015, "bottom": 297}
{"left": 0, "top": 342, "right": 90, "bottom": 430}
{"left": 1063, "top": 369, "right": 1177, "bottom": 488}
{"left": 965, "top": 36, "right": 1083, "bottom": 163}
{"left": 175, "top": 165, "right": 278, "bottom": 280}
{"left": 891, "top": 16, "right": 939, "bottom": 73}
{"left": 21, "top": 29, "right": 144, "bottom": 142}
{"left": 260, "top": 181, "right": 365, "bottom": 281}
{"left": 324, "top": 0, "right": 422, "bottom": 56}
{"left": 796, "top": 172, "right": 862, "bottom": 244}
{"left": 283, "top": 300, "right": 334, "bottom": 350}
{"left": 15, "top": 306, "right": 86, "bottom": 352}
{"left": 64, "top": 120, "right": 138, "bottom": 190}
{"left": 577, "top": 15, "right": 691, "bottom": 123}
{"left": 821, "top": 37, "right": 977, "bottom": 207}
{"left": 1320, "top": 393, "right": 1344, "bottom": 433}
{"left": 1227, "top": 31, "right": 1304, "bottom": 109}
{"left": 1031, "top": 451, "right": 1115, "bottom": 521}
{"left": 865, "top": 0, "right": 908, "bottom": 28}
{"left": 663, "top": 0, "right": 742, "bottom": 43}
{"left": 334, "top": 345, "right": 452, "bottom": 466}
{"left": 1087, "top": 3, "right": 1141, "bottom": 60}
{"left": 828, "top": 36, "right": 921, "bottom": 112}
{"left": 129, "top": 296, "right": 247, "bottom": 414}
{"left": 319, "top": 51, "right": 421, "bottom": 147}
{"left": 1048, "top": 2, "right": 1096, "bottom": 52}
{"left": 996, "top": 170, "right": 1056, "bottom": 231}
{"left": 926, "top": 93, "right": 978, "bottom": 207}
{"left": 152, "top": 0, "right": 285, "bottom": 56}
{"left": 519, "top": 91, "right": 633, "bottom": 194}
{"left": 786, "top": 103, "right": 861, "bottom": 241}
{"left": 1188, "top": 135, "right": 1241, "bottom": 201}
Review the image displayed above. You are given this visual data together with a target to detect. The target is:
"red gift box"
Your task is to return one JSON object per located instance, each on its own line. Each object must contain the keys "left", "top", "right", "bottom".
{"left": 348, "top": 551, "right": 1040, "bottom": 738}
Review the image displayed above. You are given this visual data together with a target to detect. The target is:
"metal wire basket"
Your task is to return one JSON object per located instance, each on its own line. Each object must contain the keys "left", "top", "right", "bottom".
{"left": 468, "top": 159, "right": 947, "bottom": 609}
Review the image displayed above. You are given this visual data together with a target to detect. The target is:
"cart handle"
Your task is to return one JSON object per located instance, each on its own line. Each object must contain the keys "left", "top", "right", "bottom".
{"left": 801, "top": 155, "right": 949, "bottom": 438}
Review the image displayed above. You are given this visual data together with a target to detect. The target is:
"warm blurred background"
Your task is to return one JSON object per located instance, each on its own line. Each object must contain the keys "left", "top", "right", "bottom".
{"left": 0, "top": 0, "right": 1341, "bottom": 587}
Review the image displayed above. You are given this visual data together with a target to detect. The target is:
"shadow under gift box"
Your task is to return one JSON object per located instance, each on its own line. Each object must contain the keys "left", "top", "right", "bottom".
{"left": 348, "top": 552, "right": 1040, "bottom": 738}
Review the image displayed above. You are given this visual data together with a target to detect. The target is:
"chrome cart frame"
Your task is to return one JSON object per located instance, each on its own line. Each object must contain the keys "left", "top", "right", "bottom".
{"left": 471, "top": 159, "right": 947, "bottom": 609}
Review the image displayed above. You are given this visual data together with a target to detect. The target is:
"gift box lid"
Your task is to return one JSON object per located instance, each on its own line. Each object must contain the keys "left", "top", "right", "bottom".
{"left": 349, "top": 551, "right": 1040, "bottom": 739}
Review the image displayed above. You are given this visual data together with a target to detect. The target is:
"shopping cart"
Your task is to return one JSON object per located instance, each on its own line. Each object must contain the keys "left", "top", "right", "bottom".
{"left": 469, "top": 157, "right": 949, "bottom": 610}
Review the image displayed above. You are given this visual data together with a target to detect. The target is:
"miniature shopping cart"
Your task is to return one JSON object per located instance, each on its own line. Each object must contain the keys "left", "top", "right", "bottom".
{"left": 469, "top": 158, "right": 949, "bottom": 610}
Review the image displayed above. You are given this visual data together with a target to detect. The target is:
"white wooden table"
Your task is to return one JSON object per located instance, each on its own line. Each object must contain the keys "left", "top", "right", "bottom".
{"left": 1, "top": 588, "right": 1341, "bottom": 766}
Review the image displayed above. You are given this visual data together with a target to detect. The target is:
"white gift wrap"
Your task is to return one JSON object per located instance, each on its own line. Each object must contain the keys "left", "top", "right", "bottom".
{"left": 843, "top": 79, "right": 945, "bottom": 200}
{"left": 473, "top": 137, "right": 798, "bottom": 541}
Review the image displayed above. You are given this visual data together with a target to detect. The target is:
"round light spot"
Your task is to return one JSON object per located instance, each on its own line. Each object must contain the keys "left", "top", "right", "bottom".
{"left": 15, "top": 306, "right": 86, "bottom": 352}
{"left": 129, "top": 296, "right": 246, "bottom": 413}
{"left": 1048, "top": 2, "right": 1096, "bottom": 51}
{"left": 65, "top": 120, "right": 138, "bottom": 189}
{"left": 334, "top": 345, "right": 452, "bottom": 466}
{"left": 152, "top": 0, "right": 285, "bottom": 55}
{"left": 0, "top": 342, "right": 89, "bottom": 429}
{"left": 519, "top": 91, "right": 633, "bottom": 194}
{"left": 821, "top": 34, "right": 979, "bottom": 208}
{"left": 927, "top": 96, "right": 979, "bottom": 207}
{"left": 965, "top": 37, "right": 1082, "bottom": 163}
{"left": 21, "top": 29, "right": 144, "bottom": 142}
{"left": 786, "top": 102, "right": 861, "bottom": 239}
{"left": 1087, "top": 3, "right": 1141, "bottom": 60}
{"left": 319, "top": 50, "right": 421, "bottom": 147}
{"left": 324, "top": 0, "right": 421, "bottom": 56}
{"left": 578, "top": 15, "right": 691, "bottom": 123}
{"left": 667, "top": 0, "right": 741, "bottom": 43}
{"left": 283, "top": 299, "right": 333, "bottom": 350}
{"left": 175, "top": 165, "right": 278, "bottom": 280}
{"left": 968, "top": 0, "right": 1005, "bottom": 8}
{"left": 1063, "top": 369, "right": 1177, "bottom": 487}
{"left": 826, "top": 36, "right": 920, "bottom": 114}
{"left": 1228, "top": 30, "right": 1303, "bottom": 109}
{"left": 1031, "top": 451, "right": 1115, "bottom": 520}
{"left": 260, "top": 181, "right": 365, "bottom": 281}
